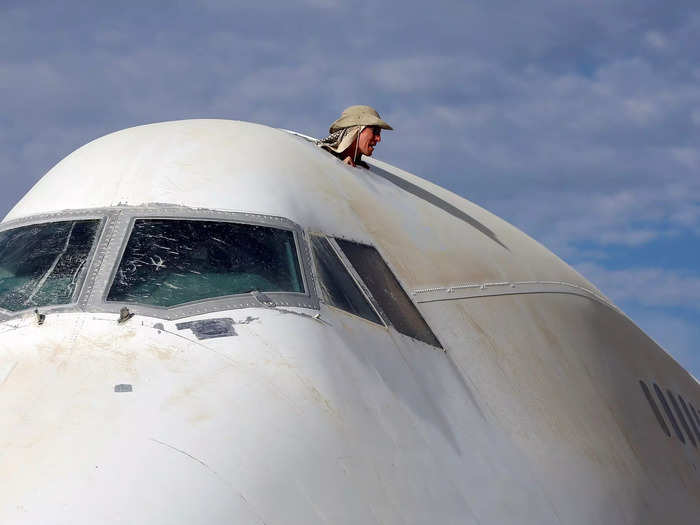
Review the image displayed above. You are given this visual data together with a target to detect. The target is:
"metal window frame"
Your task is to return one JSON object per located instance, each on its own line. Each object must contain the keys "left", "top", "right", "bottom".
{"left": 328, "top": 234, "right": 443, "bottom": 349}
{"left": 0, "top": 206, "right": 319, "bottom": 322}
{"left": 307, "top": 232, "right": 386, "bottom": 327}
{"left": 325, "top": 236, "right": 388, "bottom": 326}
{"left": 93, "top": 206, "right": 318, "bottom": 320}
{"left": 0, "top": 211, "right": 108, "bottom": 321}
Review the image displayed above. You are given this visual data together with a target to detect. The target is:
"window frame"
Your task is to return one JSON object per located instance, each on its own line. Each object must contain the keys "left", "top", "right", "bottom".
{"left": 307, "top": 233, "right": 386, "bottom": 327}
{"left": 0, "top": 211, "right": 107, "bottom": 320}
{"left": 311, "top": 233, "right": 442, "bottom": 349}
{"left": 333, "top": 236, "right": 443, "bottom": 349}
{"left": 0, "top": 206, "right": 319, "bottom": 322}
{"left": 94, "top": 207, "right": 318, "bottom": 320}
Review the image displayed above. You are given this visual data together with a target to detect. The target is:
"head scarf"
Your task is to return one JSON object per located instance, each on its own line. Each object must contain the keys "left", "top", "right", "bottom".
{"left": 317, "top": 125, "right": 364, "bottom": 155}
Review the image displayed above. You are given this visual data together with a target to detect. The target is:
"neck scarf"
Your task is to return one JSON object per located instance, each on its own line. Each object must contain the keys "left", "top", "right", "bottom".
{"left": 317, "top": 126, "right": 363, "bottom": 156}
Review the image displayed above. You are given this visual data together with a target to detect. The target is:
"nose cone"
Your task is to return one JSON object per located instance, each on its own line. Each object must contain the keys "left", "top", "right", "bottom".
{"left": 0, "top": 311, "right": 330, "bottom": 523}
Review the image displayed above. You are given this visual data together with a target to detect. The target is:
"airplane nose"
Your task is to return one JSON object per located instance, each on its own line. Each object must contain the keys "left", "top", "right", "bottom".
{"left": 0, "top": 310, "right": 385, "bottom": 524}
{"left": 0, "top": 315, "right": 266, "bottom": 523}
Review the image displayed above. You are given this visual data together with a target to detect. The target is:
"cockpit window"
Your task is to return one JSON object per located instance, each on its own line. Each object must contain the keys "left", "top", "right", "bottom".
{"left": 107, "top": 219, "right": 304, "bottom": 308}
{"left": 0, "top": 220, "right": 100, "bottom": 311}
{"left": 310, "top": 235, "right": 382, "bottom": 324}
{"left": 335, "top": 239, "right": 442, "bottom": 348}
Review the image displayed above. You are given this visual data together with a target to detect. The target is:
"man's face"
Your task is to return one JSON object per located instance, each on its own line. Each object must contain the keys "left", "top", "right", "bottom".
{"left": 357, "top": 126, "right": 381, "bottom": 157}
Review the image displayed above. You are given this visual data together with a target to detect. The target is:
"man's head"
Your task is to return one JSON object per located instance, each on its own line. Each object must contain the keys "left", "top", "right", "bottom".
{"left": 318, "top": 105, "right": 392, "bottom": 166}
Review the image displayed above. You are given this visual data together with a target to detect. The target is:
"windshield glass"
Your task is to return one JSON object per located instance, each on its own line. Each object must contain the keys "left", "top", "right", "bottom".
{"left": 107, "top": 219, "right": 304, "bottom": 307}
{"left": 336, "top": 238, "right": 442, "bottom": 348}
{"left": 0, "top": 220, "right": 100, "bottom": 312}
{"left": 310, "top": 235, "right": 381, "bottom": 324}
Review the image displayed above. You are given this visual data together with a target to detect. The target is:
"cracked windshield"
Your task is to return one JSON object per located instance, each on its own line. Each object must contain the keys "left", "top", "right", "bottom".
{"left": 107, "top": 219, "right": 304, "bottom": 307}
{"left": 0, "top": 220, "right": 100, "bottom": 311}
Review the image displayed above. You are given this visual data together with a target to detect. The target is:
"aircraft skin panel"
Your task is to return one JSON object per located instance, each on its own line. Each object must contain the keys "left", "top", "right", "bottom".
{"left": 1, "top": 119, "right": 699, "bottom": 523}
{"left": 420, "top": 292, "right": 700, "bottom": 523}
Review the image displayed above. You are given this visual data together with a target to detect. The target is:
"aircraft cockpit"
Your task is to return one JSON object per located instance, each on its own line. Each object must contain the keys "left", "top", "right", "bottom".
{"left": 0, "top": 205, "right": 442, "bottom": 349}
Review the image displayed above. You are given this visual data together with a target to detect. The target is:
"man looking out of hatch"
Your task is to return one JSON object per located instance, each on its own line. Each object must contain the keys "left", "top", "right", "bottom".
{"left": 318, "top": 105, "right": 393, "bottom": 168}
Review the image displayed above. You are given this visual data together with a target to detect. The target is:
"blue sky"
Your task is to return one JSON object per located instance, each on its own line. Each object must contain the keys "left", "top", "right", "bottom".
{"left": 1, "top": 1, "right": 698, "bottom": 377}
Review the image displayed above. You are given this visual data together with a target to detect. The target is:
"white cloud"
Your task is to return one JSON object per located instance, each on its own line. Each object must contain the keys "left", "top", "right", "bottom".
{"left": 644, "top": 30, "right": 668, "bottom": 50}
{"left": 669, "top": 204, "right": 700, "bottom": 230}
{"left": 575, "top": 262, "right": 700, "bottom": 311}
{"left": 302, "top": 0, "right": 340, "bottom": 7}
{"left": 670, "top": 147, "right": 700, "bottom": 169}
{"left": 597, "top": 229, "right": 659, "bottom": 246}
{"left": 483, "top": 181, "right": 698, "bottom": 261}
{"left": 623, "top": 98, "right": 658, "bottom": 126}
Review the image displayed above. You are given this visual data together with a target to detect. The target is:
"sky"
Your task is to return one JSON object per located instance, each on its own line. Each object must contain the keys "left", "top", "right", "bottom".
{"left": 1, "top": 1, "right": 698, "bottom": 377}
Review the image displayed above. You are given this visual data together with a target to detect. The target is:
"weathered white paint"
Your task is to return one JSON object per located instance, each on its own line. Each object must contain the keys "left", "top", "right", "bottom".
{"left": 1, "top": 120, "right": 698, "bottom": 524}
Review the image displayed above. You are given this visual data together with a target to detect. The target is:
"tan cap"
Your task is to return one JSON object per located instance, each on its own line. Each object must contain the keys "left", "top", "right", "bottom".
{"left": 329, "top": 105, "right": 393, "bottom": 133}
